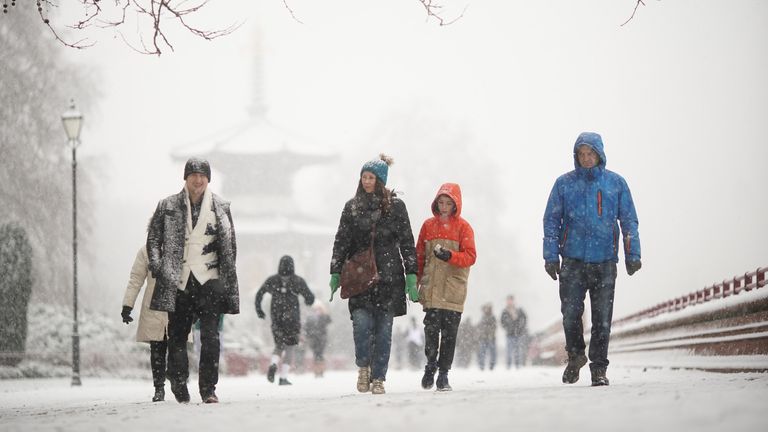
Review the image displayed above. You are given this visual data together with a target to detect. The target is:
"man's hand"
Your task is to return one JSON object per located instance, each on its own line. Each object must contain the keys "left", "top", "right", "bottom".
{"left": 433, "top": 244, "right": 452, "bottom": 262}
{"left": 329, "top": 273, "right": 340, "bottom": 302}
{"left": 121, "top": 306, "right": 133, "bottom": 324}
{"left": 626, "top": 260, "right": 642, "bottom": 276}
{"left": 405, "top": 274, "right": 419, "bottom": 302}
{"left": 545, "top": 261, "right": 560, "bottom": 281}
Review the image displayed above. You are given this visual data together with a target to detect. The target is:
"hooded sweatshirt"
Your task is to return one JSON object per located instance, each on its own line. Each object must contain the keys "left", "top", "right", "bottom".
{"left": 416, "top": 183, "right": 477, "bottom": 313}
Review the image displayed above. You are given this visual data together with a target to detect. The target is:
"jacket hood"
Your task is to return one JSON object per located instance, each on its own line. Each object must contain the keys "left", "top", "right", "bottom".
{"left": 573, "top": 132, "right": 607, "bottom": 173}
{"left": 431, "top": 183, "right": 463, "bottom": 218}
{"left": 278, "top": 255, "right": 295, "bottom": 276}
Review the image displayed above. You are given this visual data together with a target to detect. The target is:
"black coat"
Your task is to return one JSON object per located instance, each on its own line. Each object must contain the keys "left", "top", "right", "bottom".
{"left": 500, "top": 308, "right": 528, "bottom": 337}
{"left": 331, "top": 193, "right": 418, "bottom": 317}
{"left": 146, "top": 188, "right": 239, "bottom": 314}
{"left": 255, "top": 256, "right": 315, "bottom": 346}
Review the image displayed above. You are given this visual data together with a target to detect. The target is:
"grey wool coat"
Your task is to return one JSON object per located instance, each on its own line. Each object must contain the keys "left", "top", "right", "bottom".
{"left": 146, "top": 188, "right": 240, "bottom": 314}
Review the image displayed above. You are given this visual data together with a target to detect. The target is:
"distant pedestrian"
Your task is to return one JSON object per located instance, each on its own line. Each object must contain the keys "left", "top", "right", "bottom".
{"left": 476, "top": 303, "right": 497, "bottom": 371}
{"left": 305, "top": 301, "right": 332, "bottom": 377}
{"left": 256, "top": 255, "right": 315, "bottom": 386}
{"left": 500, "top": 295, "right": 528, "bottom": 369}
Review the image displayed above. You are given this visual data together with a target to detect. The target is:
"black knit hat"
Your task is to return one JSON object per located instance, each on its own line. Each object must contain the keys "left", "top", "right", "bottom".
{"left": 183, "top": 157, "right": 211, "bottom": 182}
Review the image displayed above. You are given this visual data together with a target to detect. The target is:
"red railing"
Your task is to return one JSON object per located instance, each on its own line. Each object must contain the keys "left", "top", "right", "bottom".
{"left": 613, "top": 266, "right": 767, "bottom": 326}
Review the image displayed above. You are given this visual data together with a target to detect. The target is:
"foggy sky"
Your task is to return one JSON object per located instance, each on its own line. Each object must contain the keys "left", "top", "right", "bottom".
{"left": 61, "top": 0, "right": 767, "bottom": 330}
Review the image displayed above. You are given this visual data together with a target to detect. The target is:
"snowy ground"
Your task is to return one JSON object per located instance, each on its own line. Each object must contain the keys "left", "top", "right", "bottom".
{"left": 1, "top": 366, "right": 766, "bottom": 432}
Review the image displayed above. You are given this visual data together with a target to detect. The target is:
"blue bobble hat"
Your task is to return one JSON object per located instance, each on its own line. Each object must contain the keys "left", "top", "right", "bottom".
{"left": 360, "top": 153, "right": 394, "bottom": 185}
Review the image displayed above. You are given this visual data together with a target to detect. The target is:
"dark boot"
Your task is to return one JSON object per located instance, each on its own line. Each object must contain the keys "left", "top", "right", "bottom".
{"left": 267, "top": 364, "right": 277, "bottom": 383}
{"left": 421, "top": 362, "right": 437, "bottom": 390}
{"left": 436, "top": 371, "right": 452, "bottom": 392}
{"left": 170, "top": 380, "right": 190, "bottom": 404}
{"left": 202, "top": 391, "right": 219, "bottom": 403}
{"left": 591, "top": 367, "right": 610, "bottom": 386}
{"left": 562, "top": 352, "right": 588, "bottom": 384}
{"left": 152, "top": 386, "right": 165, "bottom": 402}
{"left": 278, "top": 377, "right": 292, "bottom": 386}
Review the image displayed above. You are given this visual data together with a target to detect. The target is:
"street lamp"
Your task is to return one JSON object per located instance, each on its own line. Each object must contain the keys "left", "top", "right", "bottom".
{"left": 61, "top": 100, "right": 82, "bottom": 387}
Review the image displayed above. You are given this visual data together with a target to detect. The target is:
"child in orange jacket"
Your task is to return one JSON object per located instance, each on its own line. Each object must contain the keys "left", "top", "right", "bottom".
{"left": 416, "top": 183, "right": 477, "bottom": 391}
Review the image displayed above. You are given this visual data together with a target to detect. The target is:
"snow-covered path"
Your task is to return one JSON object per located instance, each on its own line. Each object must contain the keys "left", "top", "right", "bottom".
{"left": 1, "top": 367, "right": 765, "bottom": 432}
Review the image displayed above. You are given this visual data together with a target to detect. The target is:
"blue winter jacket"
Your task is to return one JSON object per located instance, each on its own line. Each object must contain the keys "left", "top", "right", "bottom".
{"left": 543, "top": 132, "right": 641, "bottom": 264}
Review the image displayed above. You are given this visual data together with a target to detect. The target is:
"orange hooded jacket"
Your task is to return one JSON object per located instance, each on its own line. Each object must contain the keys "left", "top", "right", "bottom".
{"left": 416, "top": 183, "right": 477, "bottom": 313}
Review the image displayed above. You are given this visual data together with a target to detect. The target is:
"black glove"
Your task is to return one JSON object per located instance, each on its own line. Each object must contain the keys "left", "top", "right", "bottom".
{"left": 256, "top": 309, "right": 266, "bottom": 319}
{"left": 545, "top": 261, "right": 560, "bottom": 281}
{"left": 433, "top": 244, "right": 452, "bottom": 262}
{"left": 121, "top": 306, "right": 133, "bottom": 324}
{"left": 626, "top": 260, "right": 642, "bottom": 276}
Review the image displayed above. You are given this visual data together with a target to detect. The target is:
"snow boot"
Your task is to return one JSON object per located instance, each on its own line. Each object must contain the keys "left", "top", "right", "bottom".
{"left": 267, "top": 363, "right": 277, "bottom": 383}
{"left": 421, "top": 362, "right": 438, "bottom": 390}
{"left": 170, "top": 380, "right": 190, "bottom": 404}
{"left": 279, "top": 378, "right": 293, "bottom": 386}
{"left": 562, "top": 352, "right": 588, "bottom": 384}
{"left": 371, "top": 378, "right": 386, "bottom": 395}
{"left": 356, "top": 366, "right": 371, "bottom": 393}
{"left": 436, "top": 371, "right": 452, "bottom": 392}
{"left": 591, "top": 367, "right": 610, "bottom": 386}
{"left": 152, "top": 386, "right": 165, "bottom": 402}
{"left": 202, "top": 392, "right": 219, "bottom": 403}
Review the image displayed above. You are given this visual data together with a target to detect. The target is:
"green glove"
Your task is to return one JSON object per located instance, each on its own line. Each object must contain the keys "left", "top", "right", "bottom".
{"left": 405, "top": 274, "right": 419, "bottom": 302}
{"left": 329, "top": 273, "right": 341, "bottom": 302}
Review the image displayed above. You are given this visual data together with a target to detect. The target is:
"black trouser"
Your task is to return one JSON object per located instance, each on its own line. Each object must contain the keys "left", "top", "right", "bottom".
{"left": 559, "top": 258, "right": 617, "bottom": 370}
{"left": 167, "top": 275, "right": 222, "bottom": 397}
{"left": 149, "top": 339, "right": 168, "bottom": 389}
{"left": 423, "top": 308, "right": 462, "bottom": 373}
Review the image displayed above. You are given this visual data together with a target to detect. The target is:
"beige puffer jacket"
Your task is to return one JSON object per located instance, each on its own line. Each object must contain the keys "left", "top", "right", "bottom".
{"left": 122, "top": 246, "right": 168, "bottom": 342}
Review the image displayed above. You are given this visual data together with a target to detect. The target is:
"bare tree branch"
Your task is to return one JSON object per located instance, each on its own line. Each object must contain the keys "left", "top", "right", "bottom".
{"left": 621, "top": 0, "right": 646, "bottom": 27}
{"left": 418, "top": 0, "right": 466, "bottom": 26}
{"left": 282, "top": 0, "right": 303, "bottom": 24}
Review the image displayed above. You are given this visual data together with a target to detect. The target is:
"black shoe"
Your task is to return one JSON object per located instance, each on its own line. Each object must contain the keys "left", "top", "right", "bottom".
{"left": 591, "top": 368, "right": 610, "bottom": 386}
{"left": 421, "top": 363, "right": 437, "bottom": 390}
{"left": 170, "top": 381, "right": 190, "bottom": 404}
{"left": 202, "top": 392, "right": 219, "bottom": 403}
{"left": 267, "top": 364, "right": 277, "bottom": 383}
{"left": 435, "top": 371, "right": 452, "bottom": 392}
{"left": 152, "top": 387, "right": 165, "bottom": 402}
{"left": 562, "top": 352, "right": 588, "bottom": 384}
{"left": 278, "top": 378, "right": 292, "bottom": 386}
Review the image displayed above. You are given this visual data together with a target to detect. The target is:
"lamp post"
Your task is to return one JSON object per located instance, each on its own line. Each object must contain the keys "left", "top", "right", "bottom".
{"left": 61, "top": 100, "right": 83, "bottom": 387}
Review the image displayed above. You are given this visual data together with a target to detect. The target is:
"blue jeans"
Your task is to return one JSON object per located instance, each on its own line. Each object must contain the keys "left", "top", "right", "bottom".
{"left": 351, "top": 308, "right": 394, "bottom": 380}
{"left": 477, "top": 340, "right": 496, "bottom": 370}
{"left": 559, "top": 258, "right": 617, "bottom": 370}
{"left": 505, "top": 335, "right": 524, "bottom": 369}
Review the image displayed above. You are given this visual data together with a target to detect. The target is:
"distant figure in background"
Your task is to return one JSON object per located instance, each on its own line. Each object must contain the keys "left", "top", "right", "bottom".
{"left": 500, "top": 295, "right": 528, "bottom": 369}
{"left": 256, "top": 255, "right": 315, "bottom": 386}
{"left": 543, "top": 132, "right": 641, "bottom": 386}
{"left": 415, "top": 182, "right": 477, "bottom": 391}
{"left": 405, "top": 316, "right": 424, "bottom": 370}
{"left": 304, "top": 300, "right": 332, "bottom": 377}
{"left": 476, "top": 303, "right": 497, "bottom": 371}
{"left": 455, "top": 317, "right": 477, "bottom": 368}
{"left": 121, "top": 245, "right": 168, "bottom": 402}
{"left": 146, "top": 157, "right": 240, "bottom": 404}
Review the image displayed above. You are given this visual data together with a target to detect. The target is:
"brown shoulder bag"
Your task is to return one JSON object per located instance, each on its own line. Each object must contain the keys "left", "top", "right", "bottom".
{"left": 340, "top": 224, "right": 379, "bottom": 299}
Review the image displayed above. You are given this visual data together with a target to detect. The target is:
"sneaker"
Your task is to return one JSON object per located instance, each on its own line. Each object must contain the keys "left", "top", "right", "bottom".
{"left": 152, "top": 387, "right": 165, "bottom": 402}
{"left": 436, "top": 371, "right": 452, "bottom": 392}
{"left": 591, "top": 368, "right": 610, "bottom": 386}
{"left": 202, "top": 392, "right": 219, "bottom": 403}
{"left": 267, "top": 364, "right": 277, "bottom": 383}
{"left": 562, "top": 352, "right": 588, "bottom": 384}
{"left": 278, "top": 378, "right": 293, "bottom": 386}
{"left": 421, "top": 363, "right": 437, "bottom": 390}
{"left": 170, "top": 380, "right": 190, "bottom": 404}
{"left": 371, "top": 378, "right": 386, "bottom": 395}
{"left": 356, "top": 366, "right": 371, "bottom": 393}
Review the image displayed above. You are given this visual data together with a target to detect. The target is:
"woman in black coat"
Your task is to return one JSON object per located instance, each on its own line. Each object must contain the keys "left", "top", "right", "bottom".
{"left": 329, "top": 154, "right": 419, "bottom": 395}
{"left": 256, "top": 255, "right": 314, "bottom": 385}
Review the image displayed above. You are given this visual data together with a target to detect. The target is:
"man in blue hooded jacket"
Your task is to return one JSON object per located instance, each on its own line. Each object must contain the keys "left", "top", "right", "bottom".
{"left": 543, "top": 132, "right": 641, "bottom": 386}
